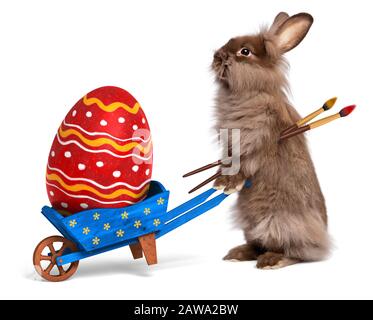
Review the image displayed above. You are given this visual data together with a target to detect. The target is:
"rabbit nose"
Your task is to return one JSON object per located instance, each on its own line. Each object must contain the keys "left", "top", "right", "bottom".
{"left": 214, "top": 49, "right": 228, "bottom": 61}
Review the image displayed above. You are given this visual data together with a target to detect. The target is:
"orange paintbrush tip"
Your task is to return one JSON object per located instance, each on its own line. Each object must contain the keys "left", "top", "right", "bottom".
{"left": 339, "top": 105, "right": 356, "bottom": 117}
{"left": 323, "top": 97, "right": 338, "bottom": 110}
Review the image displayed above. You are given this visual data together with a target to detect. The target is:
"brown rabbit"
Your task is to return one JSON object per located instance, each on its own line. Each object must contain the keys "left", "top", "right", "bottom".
{"left": 212, "top": 12, "right": 330, "bottom": 269}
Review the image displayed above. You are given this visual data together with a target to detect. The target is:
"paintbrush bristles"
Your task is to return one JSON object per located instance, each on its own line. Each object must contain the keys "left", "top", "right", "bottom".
{"left": 324, "top": 97, "right": 338, "bottom": 110}
{"left": 339, "top": 105, "right": 356, "bottom": 117}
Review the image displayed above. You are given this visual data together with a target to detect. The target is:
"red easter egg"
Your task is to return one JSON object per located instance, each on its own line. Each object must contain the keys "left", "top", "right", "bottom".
{"left": 46, "top": 86, "right": 153, "bottom": 214}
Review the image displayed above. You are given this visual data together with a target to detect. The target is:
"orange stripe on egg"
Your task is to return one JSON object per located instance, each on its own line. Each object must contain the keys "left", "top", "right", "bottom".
{"left": 46, "top": 182, "right": 140, "bottom": 205}
{"left": 46, "top": 173, "right": 150, "bottom": 200}
{"left": 47, "top": 164, "right": 152, "bottom": 190}
{"left": 58, "top": 127, "right": 152, "bottom": 154}
{"left": 83, "top": 95, "right": 141, "bottom": 114}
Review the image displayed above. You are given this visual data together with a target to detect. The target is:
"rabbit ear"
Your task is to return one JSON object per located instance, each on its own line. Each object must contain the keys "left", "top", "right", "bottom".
{"left": 274, "top": 13, "right": 314, "bottom": 53}
{"left": 269, "top": 12, "right": 290, "bottom": 34}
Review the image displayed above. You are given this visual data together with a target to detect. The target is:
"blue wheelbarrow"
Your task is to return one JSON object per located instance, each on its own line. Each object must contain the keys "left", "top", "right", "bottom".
{"left": 33, "top": 180, "right": 251, "bottom": 281}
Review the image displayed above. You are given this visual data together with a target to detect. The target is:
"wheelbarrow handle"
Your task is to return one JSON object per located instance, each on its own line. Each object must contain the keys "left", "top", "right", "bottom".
{"left": 166, "top": 180, "right": 252, "bottom": 221}
{"left": 156, "top": 180, "right": 252, "bottom": 239}
{"left": 166, "top": 188, "right": 217, "bottom": 221}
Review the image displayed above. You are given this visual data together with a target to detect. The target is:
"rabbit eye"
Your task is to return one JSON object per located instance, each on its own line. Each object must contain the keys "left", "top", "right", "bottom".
{"left": 238, "top": 48, "right": 252, "bottom": 57}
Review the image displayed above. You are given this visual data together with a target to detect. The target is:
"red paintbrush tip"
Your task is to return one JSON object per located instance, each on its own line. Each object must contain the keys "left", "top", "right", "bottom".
{"left": 339, "top": 105, "right": 356, "bottom": 117}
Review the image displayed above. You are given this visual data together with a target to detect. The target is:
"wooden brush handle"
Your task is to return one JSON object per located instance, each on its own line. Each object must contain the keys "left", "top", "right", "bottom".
{"left": 188, "top": 171, "right": 221, "bottom": 194}
{"left": 279, "top": 126, "right": 310, "bottom": 141}
{"left": 309, "top": 113, "right": 340, "bottom": 129}
{"left": 281, "top": 124, "right": 297, "bottom": 136}
{"left": 281, "top": 108, "right": 324, "bottom": 136}
{"left": 183, "top": 160, "right": 222, "bottom": 178}
{"left": 297, "top": 108, "right": 324, "bottom": 127}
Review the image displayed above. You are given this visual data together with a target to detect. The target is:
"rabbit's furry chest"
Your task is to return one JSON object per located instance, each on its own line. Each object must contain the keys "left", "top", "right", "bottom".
{"left": 215, "top": 93, "right": 280, "bottom": 178}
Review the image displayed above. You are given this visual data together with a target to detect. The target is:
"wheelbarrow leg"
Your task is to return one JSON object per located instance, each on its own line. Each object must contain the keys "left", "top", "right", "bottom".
{"left": 129, "top": 243, "right": 143, "bottom": 260}
{"left": 138, "top": 233, "right": 157, "bottom": 265}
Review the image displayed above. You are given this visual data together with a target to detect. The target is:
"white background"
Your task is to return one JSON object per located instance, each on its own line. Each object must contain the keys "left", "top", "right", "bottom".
{"left": 0, "top": 0, "right": 372, "bottom": 300}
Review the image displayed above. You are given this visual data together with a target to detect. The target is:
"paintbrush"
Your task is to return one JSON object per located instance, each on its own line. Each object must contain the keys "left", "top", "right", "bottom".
{"left": 280, "top": 105, "right": 356, "bottom": 141}
{"left": 188, "top": 171, "right": 222, "bottom": 194}
{"left": 183, "top": 160, "right": 223, "bottom": 178}
{"left": 282, "top": 97, "right": 338, "bottom": 136}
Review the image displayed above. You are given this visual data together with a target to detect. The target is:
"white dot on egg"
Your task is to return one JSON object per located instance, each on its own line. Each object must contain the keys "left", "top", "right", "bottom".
{"left": 51, "top": 151, "right": 55, "bottom": 157}
{"left": 61, "top": 202, "right": 68, "bottom": 208}
{"left": 72, "top": 110, "right": 77, "bottom": 117}
{"left": 86, "top": 111, "right": 92, "bottom": 118}
{"left": 96, "top": 161, "right": 104, "bottom": 168}
{"left": 49, "top": 191, "right": 55, "bottom": 197}
{"left": 78, "top": 163, "right": 86, "bottom": 171}
{"left": 80, "top": 203, "right": 89, "bottom": 209}
{"left": 64, "top": 151, "right": 72, "bottom": 158}
{"left": 132, "top": 165, "right": 139, "bottom": 172}
{"left": 132, "top": 124, "right": 138, "bottom": 130}
{"left": 100, "top": 120, "right": 107, "bottom": 126}
{"left": 113, "top": 171, "right": 121, "bottom": 178}
{"left": 118, "top": 117, "right": 125, "bottom": 123}
{"left": 142, "top": 118, "right": 146, "bottom": 124}
{"left": 145, "top": 169, "right": 150, "bottom": 176}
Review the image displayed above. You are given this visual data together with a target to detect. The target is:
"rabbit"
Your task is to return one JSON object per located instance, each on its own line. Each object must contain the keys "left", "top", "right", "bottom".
{"left": 212, "top": 12, "right": 330, "bottom": 269}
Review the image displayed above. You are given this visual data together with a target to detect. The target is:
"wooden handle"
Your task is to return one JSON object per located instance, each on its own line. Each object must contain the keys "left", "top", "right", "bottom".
{"left": 281, "top": 124, "right": 298, "bottom": 136}
{"left": 281, "top": 108, "right": 324, "bottom": 136}
{"left": 279, "top": 125, "right": 310, "bottom": 141}
{"left": 188, "top": 171, "right": 221, "bottom": 194}
{"left": 297, "top": 108, "right": 324, "bottom": 127}
{"left": 309, "top": 113, "right": 340, "bottom": 129}
{"left": 183, "top": 160, "right": 222, "bottom": 178}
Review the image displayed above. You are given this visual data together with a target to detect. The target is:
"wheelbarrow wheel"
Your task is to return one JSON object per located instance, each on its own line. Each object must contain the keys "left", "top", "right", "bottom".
{"left": 33, "top": 236, "right": 79, "bottom": 282}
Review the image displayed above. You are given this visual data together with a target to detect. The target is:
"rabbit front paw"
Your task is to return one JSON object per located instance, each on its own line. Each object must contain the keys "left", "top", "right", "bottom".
{"left": 213, "top": 172, "right": 246, "bottom": 194}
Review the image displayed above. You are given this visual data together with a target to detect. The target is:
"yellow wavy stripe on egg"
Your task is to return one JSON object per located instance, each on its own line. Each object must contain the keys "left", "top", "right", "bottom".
{"left": 58, "top": 127, "right": 152, "bottom": 154}
{"left": 83, "top": 95, "right": 141, "bottom": 114}
{"left": 46, "top": 173, "right": 150, "bottom": 200}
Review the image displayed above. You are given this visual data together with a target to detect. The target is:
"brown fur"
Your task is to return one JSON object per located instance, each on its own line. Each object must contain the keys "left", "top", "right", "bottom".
{"left": 212, "top": 12, "right": 330, "bottom": 269}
